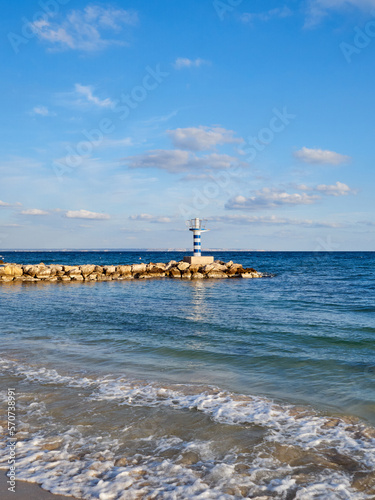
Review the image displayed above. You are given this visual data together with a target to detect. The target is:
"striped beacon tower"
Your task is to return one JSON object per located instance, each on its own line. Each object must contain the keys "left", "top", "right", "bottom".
{"left": 183, "top": 218, "right": 214, "bottom": 265}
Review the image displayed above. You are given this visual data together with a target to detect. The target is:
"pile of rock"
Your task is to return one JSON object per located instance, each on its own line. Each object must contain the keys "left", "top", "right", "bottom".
{"left": 0, "top": 260, "right": 263, "bottom": 283}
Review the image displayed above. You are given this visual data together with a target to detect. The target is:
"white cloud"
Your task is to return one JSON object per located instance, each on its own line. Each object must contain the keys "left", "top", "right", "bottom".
{"left": 100, "top": 137, "right": 133, "bottom": 148}
{"left": 74, "top": 84, "right": 114, "bottom": 108}
{"left": 31, "top": 5, "right": 138, "bottom": 52}
{"left": 129, "top": 214, "right": 172, "bottom": 223}
{"left": 294, "top": 147, "right": 350, "bottom": 165}
{"left": 0, "top": 201, "right": 11, "bottom": 207}
{"left": 174, "top": 58, "right": 210, "bottom": 69}
{"left": 20, "top": 208, "right": 49, "bottom": 215}
{"left": 65, "top": 210, "right": 110, "bottom": 220}
{"left": 31, "top": 105, "right": 54, "bottom": 116}
{"left": 296, "top": 181, "right": 356, "bottom": 196}
{"left": 316, "top": 181, "right": 356, "bottom": 196}
{"left": 167, "top": 126, "right": 242, "bottom": 151}
{"left": 123, "top": 149, "right": 242, "bottom": 173}
{"left": 209, "top": 214, "right": 342, "bottom": 228}
{"left": 306, "top": 0, "right": 375, "bottom": 26}
{"left": 226, "top": 188, "right": 320, "bottom": 210}
{"left": 241, "top": 6, "right": 292, "bottom": 23}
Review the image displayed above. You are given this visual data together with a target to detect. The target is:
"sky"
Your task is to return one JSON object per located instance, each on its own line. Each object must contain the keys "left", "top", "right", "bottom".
{"left": 0, "top": 0, "right": 374, "bottom": 250}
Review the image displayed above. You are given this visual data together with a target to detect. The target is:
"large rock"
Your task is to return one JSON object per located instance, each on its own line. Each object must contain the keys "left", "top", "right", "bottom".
{"left": 148, "top": 266, "right": 166, "bottom": 276}
{"left": 212, "top": 263, "right": 227, "bottom": 272}
{"left": 169, "top": 268, "right": 181, "bottom": 278}
{"left": 227, "top": 264, "right": 244, "bottom": 275}
{"left": 177, "top": 262, "right": 190, "bottom": 271}
{"left": 207, "top": 271, "right": 228, "bottom": 279}
{"left": 35, "top": 267, "right": 52, "bottom": 279}
{"left": 67, "top": 267, "right": 82, "bottom": 278}
{"left": 241, "top": 272, "right": 261, "bottom": 279}
{"left": 71, "top": 275, "right": 84, "bottom": 281}
{"left": 0, "top": 265, "right": 23, "bottom": 277}
{"left": 104, "top": 265, "right": 117, "bottom": 275}
{"left": 117, "top": 265, "right": 132, "bottom": 276}
{"left": 181, "top": 270, "right": 191, "bottom": 279}
{"left": 0, "top": 276, "right": 14, "bottom": 282}
{"left": 165, "top": 261, "right": 177, "bottom": 271}
{"left": 191, "top": 272, "right": 204, "bottom": 279}
{"left": 80, "top": 265, "right": 96, "bottom": 276}
{"left": 131, "top": 263, "right": 147, "bottom": 274}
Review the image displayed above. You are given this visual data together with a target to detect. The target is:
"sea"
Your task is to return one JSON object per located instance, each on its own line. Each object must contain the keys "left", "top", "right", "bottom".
{"left": 0, "top": 251, "right": 374, "bottom": 499}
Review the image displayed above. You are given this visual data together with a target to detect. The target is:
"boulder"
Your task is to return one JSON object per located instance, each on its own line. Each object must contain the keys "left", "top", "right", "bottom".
{"left": 202, "top": 264, "right": 215, "bottom": 273}
{"left": 165, "top": 260, "right": 177, "bottom": 271}
{"left": 181, "top": 270, "right": 192, "bottom": 279}
{"left": 0, "top": 276, "right": 14, "bottom": 282}
{"left": 35, "top": 267, "right": 52, "bottom": 279}
{"left": 71, "top": 275, "right": 84, "bottom": 281}
{"left": 94, "top": 266, "right": 104, "bottom": 274}
{"left": 191, "top": 272, "right": 204, "bottom": 279}
{"left": 131, "top": 263, "right": 147, "bottom": 274}
{"left": 104, "top": 265, "right": 117, "bottom": 275}
{"left": 189, "top": 265, "right": 201, "bottom": 273}
{"left": 241, "top": 272, "right": 261, "bottom": 278}
{"left": 169, "top": 268, "right": 181, "bottom": 278}
{"left": 148, "top": 266, "right": 166, "bottom": 276}
{"left": 80, "top": 265, "right": 96, "bottom": 276}
{"left": 227, "top": 265, "right": 244, "bottom": 275}
{"left": 117, "top": 265, "right": 132, "bottom": 276}
{"left": 87, "top": 273, "right": 99, "bottom": 280}
{"left": 207, "top": 271, "right": 228, "bottom": 279}
{"left": 177, "top": 262, "right": 190, "bottom": 271}
{"left": 137, "top": 273, "right": 152, "bottom": 279}
{"left": 67, "top": 268, "right": 82, "bottom": 278}
{"left": 0, "top": 265, "right": 23, "bottom": 277}
{"left": 226, "top": 261, "right": 234, "bottom": 268}
{"left": 212, "top": 263, "right": 227, "bottom": 272}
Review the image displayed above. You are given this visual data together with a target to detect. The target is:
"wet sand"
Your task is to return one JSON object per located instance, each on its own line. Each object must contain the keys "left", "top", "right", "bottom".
{"left": 0, "top": 470, "right": 77, "bottom": 500}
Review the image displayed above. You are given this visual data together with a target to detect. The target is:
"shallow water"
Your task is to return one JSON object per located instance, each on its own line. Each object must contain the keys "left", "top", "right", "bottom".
{"left": 0, "top": 252, "right": 374, "bottom": 499}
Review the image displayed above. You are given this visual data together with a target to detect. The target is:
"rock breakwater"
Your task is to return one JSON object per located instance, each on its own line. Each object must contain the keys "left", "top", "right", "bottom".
{"left": 0, "top": 260, "right": 263, "bottom": 283}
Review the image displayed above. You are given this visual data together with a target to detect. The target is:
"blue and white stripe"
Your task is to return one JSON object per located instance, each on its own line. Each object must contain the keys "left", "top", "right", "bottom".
{"left": 193, "top": 231, "right": 201, "bottom": 256}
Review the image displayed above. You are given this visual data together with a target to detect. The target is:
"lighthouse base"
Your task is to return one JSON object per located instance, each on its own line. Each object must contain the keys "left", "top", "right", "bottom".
{"left": 183, "top": 256, "right": 214, "bottom": 265}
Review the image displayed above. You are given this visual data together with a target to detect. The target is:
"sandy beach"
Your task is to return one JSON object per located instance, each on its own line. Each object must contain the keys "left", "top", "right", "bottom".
{"left": 0, "top": 470, "right": 76, "bottom": 500}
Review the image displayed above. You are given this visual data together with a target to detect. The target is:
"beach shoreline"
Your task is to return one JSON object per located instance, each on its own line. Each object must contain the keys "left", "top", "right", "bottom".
{"left": 0, "top": 470, "right": 77, "bottom": 500}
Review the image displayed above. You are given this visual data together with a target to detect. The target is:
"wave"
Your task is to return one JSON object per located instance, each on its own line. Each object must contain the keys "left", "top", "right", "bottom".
{"left": 1, "top": 357, "right": 375, "bottom": 499}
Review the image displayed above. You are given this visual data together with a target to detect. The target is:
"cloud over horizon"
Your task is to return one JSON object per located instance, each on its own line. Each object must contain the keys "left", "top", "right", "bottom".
{"left": 209, "top": 214, "right": 343, "bottom": 228}
{"left": 20, "top": 209, "right": 49, "bottom": 215}
{"left": 129, "top": 214, "right": 172, "bottom": 223}
{"left": 167, "top": 126, "right": 242, "bottom": 151}
{"left": 123, "top": 149, "right": 242, "bottom": 173}
{"left": 174, "top": 58, "right": 209, "bottom": 69}
{"left": 294, "top": 147, "right": 350, "bottom": 165}
{"left": 65, "top": 209, "right": 110, "bottom": 220}
{"left": 226, "top": 188, "right": 320, "bottom": 211}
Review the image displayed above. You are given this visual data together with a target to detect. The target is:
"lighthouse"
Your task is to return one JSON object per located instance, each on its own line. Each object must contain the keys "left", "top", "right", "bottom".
{"left": 183, "top": 218, "right": 214, "bottom": 265}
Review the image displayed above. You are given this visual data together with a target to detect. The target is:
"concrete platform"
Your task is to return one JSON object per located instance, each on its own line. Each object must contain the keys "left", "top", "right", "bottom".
{"left": 183, "top": 256, "right": 214, "bottom": 265}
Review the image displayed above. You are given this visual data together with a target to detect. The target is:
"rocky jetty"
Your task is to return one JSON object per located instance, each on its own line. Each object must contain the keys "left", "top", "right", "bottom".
{"left": 0, "top": 260, "right": 263, "bottom": 283}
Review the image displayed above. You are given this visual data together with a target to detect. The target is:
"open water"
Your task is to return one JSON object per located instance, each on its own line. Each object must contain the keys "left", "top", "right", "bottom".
{"left": 0, "top": 251, "right": 374, "bottom": 499}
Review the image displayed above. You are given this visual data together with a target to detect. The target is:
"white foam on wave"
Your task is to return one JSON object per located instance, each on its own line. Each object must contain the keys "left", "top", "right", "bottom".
{"left": 1, "top": 357, "right": 374, "bottom": 499}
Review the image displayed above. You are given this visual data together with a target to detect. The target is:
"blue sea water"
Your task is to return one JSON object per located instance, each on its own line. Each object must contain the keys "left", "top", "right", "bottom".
{"left": 0, "top": 251, "right": 374, "bottom": 499}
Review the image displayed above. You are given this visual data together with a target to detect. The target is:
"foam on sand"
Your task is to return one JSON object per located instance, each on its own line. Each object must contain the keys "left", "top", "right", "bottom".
{"left": 0, "top": 357, "right": 374, "bottom": 499}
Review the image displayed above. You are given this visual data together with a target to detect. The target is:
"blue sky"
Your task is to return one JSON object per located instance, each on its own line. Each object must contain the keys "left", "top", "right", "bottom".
{"left": 0, "top": 0, "right": 374, "bottom": 250}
